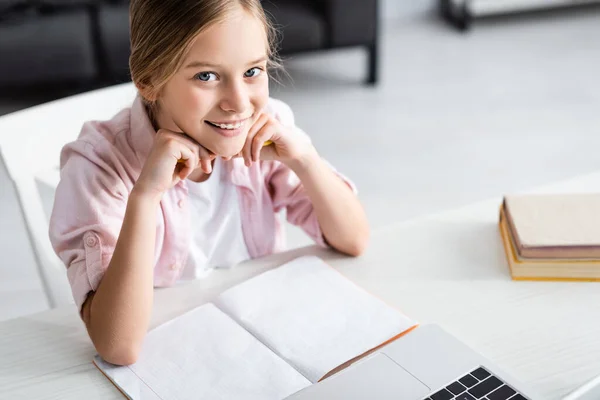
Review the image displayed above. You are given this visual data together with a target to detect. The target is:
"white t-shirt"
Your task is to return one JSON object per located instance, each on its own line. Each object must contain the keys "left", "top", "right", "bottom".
{"left": 180, "top": 158, "right": 250, "bottom": 280}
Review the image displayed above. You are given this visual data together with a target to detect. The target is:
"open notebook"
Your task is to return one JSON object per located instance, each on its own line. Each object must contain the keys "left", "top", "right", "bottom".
{"left": 93, "top": 256, "right": 417, "bottom": 400}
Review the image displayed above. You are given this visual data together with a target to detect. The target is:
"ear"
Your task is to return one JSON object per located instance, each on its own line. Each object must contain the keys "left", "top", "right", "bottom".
{"left": 135, "top": 81, "right": 159, "bottom": 103}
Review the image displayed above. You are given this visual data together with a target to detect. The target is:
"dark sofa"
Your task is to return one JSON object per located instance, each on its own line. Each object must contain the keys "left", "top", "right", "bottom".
{"left": 0, "top": 0, "right": 379, "bottom": 91}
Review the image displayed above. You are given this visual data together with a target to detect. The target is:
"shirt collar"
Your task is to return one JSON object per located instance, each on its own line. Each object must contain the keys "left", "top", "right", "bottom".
{"left": 129, "top": 95, "right": 156, "bottom": 165}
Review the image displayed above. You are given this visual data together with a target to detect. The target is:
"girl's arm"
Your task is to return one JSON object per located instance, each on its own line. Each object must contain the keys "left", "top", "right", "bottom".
{"left": 82, "top": 190, "right": 159, "bottom": 366}
{"left": 287, "top": 149, "right": 369, "bottom": 256}
{"left": 82, "top": 129, "right": 214, "bottom": 365}
{"left": 242, "top": 113, "right": 370, "bottom": 257}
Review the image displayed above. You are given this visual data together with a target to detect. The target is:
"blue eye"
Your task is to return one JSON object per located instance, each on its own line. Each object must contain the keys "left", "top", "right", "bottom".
{"left": 195, "top": 72, "right": 217, "bottom": 81}
{"left": 244, "top": 68, "right": 262, "bottom": 78}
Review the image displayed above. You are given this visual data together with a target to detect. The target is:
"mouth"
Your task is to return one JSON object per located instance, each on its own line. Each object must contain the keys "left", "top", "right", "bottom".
{"left": 205, "top": 118, "right": 249, "bottom": 138}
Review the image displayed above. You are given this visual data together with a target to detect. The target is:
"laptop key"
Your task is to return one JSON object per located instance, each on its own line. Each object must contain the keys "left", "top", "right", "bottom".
{"left": 454, "top": 393, "right": 476, "bottom": 400}
{"left": 472, "top": 367, "right": 492, "bottom": 380}
{"left": 487, "top": 385, "right": 517, "bottom": 400}
{"left": 459, "top": 374, "right": 479, "bottom": 388}
{"left": 509, "top": 395, "right": 527, "bottom": 400}
{"left": 430, "top": 388, "right": 454, "bottom": 400}
{"left": 468, "top": 376, "right": 503, "bottom": 398}
{"left": 447, "top": 381, "right": 467, "bottom": 395}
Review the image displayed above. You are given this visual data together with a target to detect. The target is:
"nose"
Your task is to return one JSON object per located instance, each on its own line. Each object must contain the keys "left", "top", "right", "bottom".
{"left": 219, "top": 78, "right": 250, "bottom": 114}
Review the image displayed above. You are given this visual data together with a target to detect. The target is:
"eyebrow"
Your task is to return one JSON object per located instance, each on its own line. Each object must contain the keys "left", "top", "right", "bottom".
{"left": 184, "top": 56, "right": 268, "bottom": 69}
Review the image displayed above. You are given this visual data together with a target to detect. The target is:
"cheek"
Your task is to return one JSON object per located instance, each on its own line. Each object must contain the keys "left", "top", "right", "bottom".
{"left": 252, "top": 82, "right": 270, "bottom": 111}
{"left": 174, "top": 88, "right": 208, "bottom": 118}
{"left": 164, "top": 82, "right": 210, "bottom": 119}
{"left": 187, "top": 89, "right": 210, "bottom": 113}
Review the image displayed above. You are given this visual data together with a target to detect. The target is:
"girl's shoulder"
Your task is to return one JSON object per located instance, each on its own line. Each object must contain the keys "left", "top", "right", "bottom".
{"left": 62, "top": 96, "right": 151, "bottom": 169}
{"left": 64, "top": 104, "right": 134, "bottom": 156}
{"left": 264, "top": 97, "right": 295, "bottom": 127}
{"left": 58, "top": 101, "right": 144, "bottom": 189}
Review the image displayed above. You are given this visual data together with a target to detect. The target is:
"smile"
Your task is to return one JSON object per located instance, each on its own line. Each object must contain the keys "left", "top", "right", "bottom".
{"left": 205, "top": 118, "right": 250, "bottom": 138}
{"left": 206, "top": 120, "right": 246, "bottom": 130}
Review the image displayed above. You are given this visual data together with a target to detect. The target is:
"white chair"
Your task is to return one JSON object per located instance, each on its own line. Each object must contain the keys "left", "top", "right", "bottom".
{"left": 0, "top": 82, "right": 138, "bottom": 308}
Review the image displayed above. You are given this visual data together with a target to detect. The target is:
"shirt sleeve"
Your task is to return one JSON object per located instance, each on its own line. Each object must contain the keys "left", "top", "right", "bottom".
{"left": 49, "top": 139, "right": 129, "bottom": 312}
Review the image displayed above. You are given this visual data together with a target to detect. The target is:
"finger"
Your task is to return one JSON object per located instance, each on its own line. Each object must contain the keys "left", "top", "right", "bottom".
{"left": 244, "top": 114, "right": 269, "bottom": 167}
{"left": 172, "top": 130, "right": 211, "bottom": 154}
{"left": 164, "top": 130, "right": 217, "bottom": 162}
{"left": 198, "top": 146, "right": 214, "bottom": 174}
{"left": 252, "top": 122, "right": 276, "bottom": 162}
{"left": 200, "top": 159, "right": 212, "bottom": 174}
{"left": 243, "top": 115, "right": 266, "bottom": 166}
{"left": 162, "top": 132, "right": 201, "bottom": 161}
{"left": 247, "top": 113, "right": 270, "bottom": 138}
{"left": 175, "top": 146, "right": 199, "bottom": 181}
{"left": 169, "top": 132, "right": 217, "bottom": 175}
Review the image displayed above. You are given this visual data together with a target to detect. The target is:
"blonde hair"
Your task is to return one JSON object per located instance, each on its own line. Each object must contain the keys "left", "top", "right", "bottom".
{"left": 129, "top": 0, "right": 281, "bottom": 107}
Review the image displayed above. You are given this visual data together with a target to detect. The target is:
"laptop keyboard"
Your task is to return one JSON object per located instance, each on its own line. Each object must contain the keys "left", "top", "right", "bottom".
{"left": 423, "top": 367, "right": 528, "bottom": 400}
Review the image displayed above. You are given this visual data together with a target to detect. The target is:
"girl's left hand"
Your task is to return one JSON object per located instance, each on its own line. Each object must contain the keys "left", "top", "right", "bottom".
{"left": 240, "top": 113, "right": 315, "bottom": 168}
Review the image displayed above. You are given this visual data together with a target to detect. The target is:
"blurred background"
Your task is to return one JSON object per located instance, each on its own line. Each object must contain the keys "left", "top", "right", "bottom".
{"left": 1, "top": 0, "right": 600, "bottom": 320}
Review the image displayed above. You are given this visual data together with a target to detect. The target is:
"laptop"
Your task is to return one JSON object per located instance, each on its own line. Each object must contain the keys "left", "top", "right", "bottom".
{"left": 285, "top": 324, "right": 541, "bottom": 400}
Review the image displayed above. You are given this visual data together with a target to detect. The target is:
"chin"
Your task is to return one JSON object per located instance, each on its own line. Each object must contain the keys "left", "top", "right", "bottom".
{"left": 208, "top": 139, "right": 246, "bottom": 158}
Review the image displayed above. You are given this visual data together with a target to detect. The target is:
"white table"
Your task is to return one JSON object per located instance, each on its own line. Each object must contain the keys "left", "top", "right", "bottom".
{"left": 2, "top": 172, "right": 600, "bottom": 399}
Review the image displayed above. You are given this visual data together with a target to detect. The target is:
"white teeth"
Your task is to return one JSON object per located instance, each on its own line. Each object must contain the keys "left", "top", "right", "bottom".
{"left": 211, "top": 121, "right": 243, "bottom": 130}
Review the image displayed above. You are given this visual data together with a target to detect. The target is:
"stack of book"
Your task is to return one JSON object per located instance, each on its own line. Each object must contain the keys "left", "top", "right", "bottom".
{"left": 499, "top": 193, "right": 600, "bottom": 281}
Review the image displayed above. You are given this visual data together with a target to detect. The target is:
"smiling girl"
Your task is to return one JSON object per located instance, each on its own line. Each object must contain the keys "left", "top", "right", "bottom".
{"left": 49, "top": 0, "right": 369, "bottom": 365}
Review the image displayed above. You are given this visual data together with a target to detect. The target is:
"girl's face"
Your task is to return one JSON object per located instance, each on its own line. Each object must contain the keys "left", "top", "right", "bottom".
{"left": 155, "top": 7, "right": 270, "bottom": 158}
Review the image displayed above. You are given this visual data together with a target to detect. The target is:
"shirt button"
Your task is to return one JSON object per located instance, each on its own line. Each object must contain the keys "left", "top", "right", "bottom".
{"left": 169, "top": 263, "right": 179, "bottom": 271}
{"left": 178, "top": 199, "right": 185, "bottom": 208}
{"left": 85, "top": 236, "right": 98, "bottom": 247}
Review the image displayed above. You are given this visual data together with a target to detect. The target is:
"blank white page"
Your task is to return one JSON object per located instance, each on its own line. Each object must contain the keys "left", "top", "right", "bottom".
{"left": 215, "top": 256, "right": 417, "bottom": 383}
{"left": 94, "top": 303, "right": 310, "bottom": 400}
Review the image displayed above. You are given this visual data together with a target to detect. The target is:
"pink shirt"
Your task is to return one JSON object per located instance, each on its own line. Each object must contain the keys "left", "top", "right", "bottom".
{"left": 49, "top": 96, "right": 356, "bottom": 311}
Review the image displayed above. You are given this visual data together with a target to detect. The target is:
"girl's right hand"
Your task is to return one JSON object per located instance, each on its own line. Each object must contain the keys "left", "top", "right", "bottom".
{"left": 133, "top": 129, "right": 215, "bottom": 199}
